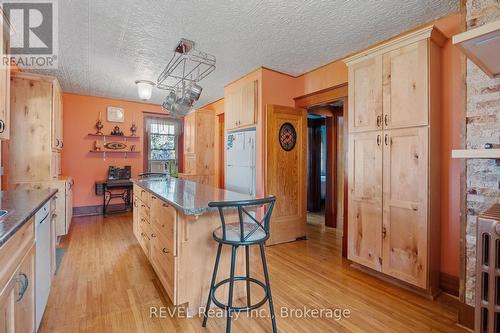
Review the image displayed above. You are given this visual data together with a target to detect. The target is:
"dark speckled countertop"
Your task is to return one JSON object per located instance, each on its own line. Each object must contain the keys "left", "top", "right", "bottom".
{"left": 0, "top": 189, "right": 58, "bottom": 247}
{"left": 132, "top": 177, "right": 255, "bottom": 215}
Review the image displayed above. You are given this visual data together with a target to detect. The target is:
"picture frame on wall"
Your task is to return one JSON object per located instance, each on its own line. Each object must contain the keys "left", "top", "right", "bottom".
{"left": 107, "top": 106, "right": 125, "bottom": 123}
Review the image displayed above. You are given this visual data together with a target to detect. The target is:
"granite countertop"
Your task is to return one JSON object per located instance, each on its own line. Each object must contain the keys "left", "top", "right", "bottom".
{"left": 132, "top": 177, "right": 255, "bottom": 215}
{"left": 0, "top": 189, "right": 58, "bottom": 247}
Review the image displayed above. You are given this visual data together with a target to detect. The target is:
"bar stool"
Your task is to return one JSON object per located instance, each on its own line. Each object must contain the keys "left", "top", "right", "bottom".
{"left": 202, "top": 196, "right": 277, "bottom": 333}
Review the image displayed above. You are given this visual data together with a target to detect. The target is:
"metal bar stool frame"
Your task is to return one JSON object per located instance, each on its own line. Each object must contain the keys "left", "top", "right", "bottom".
{"left": 202, "top": 196, "right": 277, "bottom": 333}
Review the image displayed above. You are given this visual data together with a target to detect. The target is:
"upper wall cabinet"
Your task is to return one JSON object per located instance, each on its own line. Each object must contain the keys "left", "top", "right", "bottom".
{"left": 51, "top": 81, "right": 64, "bottom": 150}
{"left": 225, "top": 79, "right": 258, "bottom": 131}
{"left": 0, "top": 10, "right": 10, "bottom": 140}
{"left": 9, "top": 73, "right": 64, "bottom": 182}
{"left": 347, "top": 27, "right": 445, "bottom": 133}
{"left": 382, "top": 40, "right": 429, "bottom": 129}
{"left": 348, "top": 55, "right": 382, "bottom": 132}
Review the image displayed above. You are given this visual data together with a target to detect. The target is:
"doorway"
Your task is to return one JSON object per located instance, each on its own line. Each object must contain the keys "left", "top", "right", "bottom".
{"left": 306, "top": 101, "right": 344, "bottom": 233}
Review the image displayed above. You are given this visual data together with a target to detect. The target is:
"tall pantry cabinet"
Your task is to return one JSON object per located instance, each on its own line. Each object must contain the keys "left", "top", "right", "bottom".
{"left": 7, "top": 72, "right": 73, "bottom": 236}
{"left": 344, "top": 26, "right": 445, "bottom": 294}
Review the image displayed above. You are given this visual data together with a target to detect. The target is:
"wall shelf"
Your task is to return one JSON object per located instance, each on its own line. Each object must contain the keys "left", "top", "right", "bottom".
{"left": 452, "top": 20, "right": 500, "bottom": 78}
{"left": 451, "top": 149, "right": 500, "bottom": 159}
{"left": 88, "top": 133, "right": 140, "bottom": 140}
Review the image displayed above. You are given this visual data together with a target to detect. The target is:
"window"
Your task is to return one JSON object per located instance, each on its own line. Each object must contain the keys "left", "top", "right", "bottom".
{"left": 145, "top": 117, "right": 180, "bottom": 175}
{"left": 150, "top": 123, "right": 176, "bottom": 161}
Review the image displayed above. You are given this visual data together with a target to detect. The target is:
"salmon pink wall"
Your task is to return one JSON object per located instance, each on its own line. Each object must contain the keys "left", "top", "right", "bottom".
{"left": 62, "top": 93, "right": 166, "bottom": 208}
{"left": 434, "top": 14, "right": 464, "bottom": 278}
{"left": 294, "top": 60, "right": 348, "bottom": 97}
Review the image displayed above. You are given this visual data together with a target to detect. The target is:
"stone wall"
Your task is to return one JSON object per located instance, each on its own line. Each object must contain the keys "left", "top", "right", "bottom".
{"left": 465, "top": 0, "right": 500, "bottom": 306}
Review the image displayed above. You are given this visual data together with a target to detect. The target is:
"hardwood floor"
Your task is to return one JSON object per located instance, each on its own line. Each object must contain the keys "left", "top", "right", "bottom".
{"left": 39, "top": 213, "right": 466, "bottom": 332}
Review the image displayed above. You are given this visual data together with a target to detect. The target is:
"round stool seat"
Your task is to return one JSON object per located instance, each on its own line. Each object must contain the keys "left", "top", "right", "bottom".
{"left": 213, "top": 222, "right": 267, "bottom": 244}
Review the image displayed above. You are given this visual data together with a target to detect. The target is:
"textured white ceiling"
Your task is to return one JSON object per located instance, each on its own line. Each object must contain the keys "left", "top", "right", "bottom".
{"left": 32, "top": 0, "right": 459, "bottom": 106}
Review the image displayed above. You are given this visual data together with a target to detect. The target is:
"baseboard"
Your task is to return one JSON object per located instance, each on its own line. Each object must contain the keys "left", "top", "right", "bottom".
{"left": 439, "top": 272, "right": 459, "bottom": 297}
{"left": 73, "top": 203, "right": 129, "bottom": 216}
{"left": 458, "top": 302, "right": 474, "bottom": 331}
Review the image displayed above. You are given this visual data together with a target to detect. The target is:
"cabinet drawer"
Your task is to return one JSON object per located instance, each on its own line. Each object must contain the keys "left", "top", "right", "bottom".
{"left": 151, "top": 200, "right": 177, "bottom": 256}
{"left": 150, "top": 239, "right": 176, "bottom": 304}
{"left": 138, "top": 226, "right": 151, "bottom": 258}
{"left": 139, "top": 201, "right": 150, "bottom": 222}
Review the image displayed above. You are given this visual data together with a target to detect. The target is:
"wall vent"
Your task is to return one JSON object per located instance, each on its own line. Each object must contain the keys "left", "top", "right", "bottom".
{"left": 476, "top": 204, "right": 500, "bottom": 333}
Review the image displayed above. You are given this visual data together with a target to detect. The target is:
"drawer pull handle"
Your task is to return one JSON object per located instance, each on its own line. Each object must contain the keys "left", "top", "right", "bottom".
{"left": 162, "top": 248, "right": 169, "bottom": 254}
{"left": 163, "top": 204, "right": 169, "bottom": 207}
{"left": 151, "top": 233, "right": 156, "bottom": 238}
{"left": 16, "top": 273, "right": 29, "bottom": 302}
{"left": 152, "top": 196, "right": 157, "bottom": 200}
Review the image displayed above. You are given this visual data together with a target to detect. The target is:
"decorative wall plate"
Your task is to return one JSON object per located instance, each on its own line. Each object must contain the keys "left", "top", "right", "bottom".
{"left": 279, "top": 122, "right": 297, "bottom": 151}
{"left": 104, "top": 142, "right": 127, "bottom": 150}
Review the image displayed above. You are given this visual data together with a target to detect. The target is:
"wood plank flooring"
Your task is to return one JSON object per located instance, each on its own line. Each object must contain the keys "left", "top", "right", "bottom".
{"left": 39, "top": 213, "right": 466, "bottom": 332}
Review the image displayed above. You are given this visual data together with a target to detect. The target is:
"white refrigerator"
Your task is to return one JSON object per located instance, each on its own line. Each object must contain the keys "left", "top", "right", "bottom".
{"left": 225, "top": 129, "right": 256, "bottom": 196}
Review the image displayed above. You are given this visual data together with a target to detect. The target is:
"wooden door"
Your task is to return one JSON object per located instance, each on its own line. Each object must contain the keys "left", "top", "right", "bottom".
{"left": 382, "top": 40, "right": 428, "bottom": 129}
{"left": 266, "top": 105, "right": 307, "bottom": 245}
{"left": 348, "top": 55, "right": 382, "bottom": 133}
{"left": 0, "top": 16, "right": 10, "bottom": 141}
{"left": 382, "top": 127, "right": 428, "bottom": 288}
{"left": 14, "top": 246, "right": 35, "bottom": 333}
{"left": 240, "top": 80, "right": 257, "bottom": 128}
{"left": 347, "top": 131, "right": 383, "bottom": 271}
{"left": 183, "top": 113, "right": 195, "bottom": 154}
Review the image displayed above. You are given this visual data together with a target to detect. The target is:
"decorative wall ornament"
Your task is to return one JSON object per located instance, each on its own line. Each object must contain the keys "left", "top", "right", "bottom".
{"left": 110, "top": 125, "right": 123, "bottom": 136}
{"left": 104, "top": 142, "right": 127, "bottom": 150}
{"left": 130, "top": 123, "right": 137, "bottom": 136}
{"left": 107, "top": 106, "right": 125, "bottom": 123}
{"left": 279, "top": 122, "right": 297, "bottom": 151}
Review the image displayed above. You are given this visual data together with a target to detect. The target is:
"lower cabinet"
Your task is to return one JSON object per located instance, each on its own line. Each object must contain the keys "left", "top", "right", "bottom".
{"left": 0, "top": 219, "right": 36, "bottom": 333}
{"left": 133, "top": 185, "right": 177, "bottom": 304}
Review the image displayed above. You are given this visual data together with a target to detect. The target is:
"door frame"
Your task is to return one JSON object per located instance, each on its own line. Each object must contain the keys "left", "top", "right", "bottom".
{"left": 294, "top": 83, "right": 349, "bottom": 257}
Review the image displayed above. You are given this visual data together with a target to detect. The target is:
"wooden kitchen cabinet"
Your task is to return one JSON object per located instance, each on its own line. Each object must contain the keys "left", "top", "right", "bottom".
{"left": 382, "top": 40, "right": 429, "bottom": 129}
{"left": 181, "top": 109, "right": 215, "bottom": 185}
{"left": 0, "top": 10, "right": 10, "bottom": 141}
{"left": 0, "top": 219, "right": 35, "bottom": 333}
{"left": 51, "top": 81, "right": 64, "bottom": 150}
{"left": 382, "top": 127, "right": 428, "bottom": 288}
{"left": 14, "top": 246, "right": 35, "bottom": 333}
{"left": 348, "top": 55, "right": 382, "bottom": 133}
{"left": 344, "top": 25, "right": 444, "bottom": 295}
{"left": 225, "top": 79, "right": 257, "bottom": 130}
{"left": 8, "top": 73, "right": 64, "bottom": 182}
{"left": 347, "top": 131, "right": 383, "bottom": 271}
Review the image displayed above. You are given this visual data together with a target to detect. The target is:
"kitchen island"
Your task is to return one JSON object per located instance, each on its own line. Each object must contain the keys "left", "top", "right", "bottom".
{"left": 132, "top": 177, "right": 253, "bottom": 315}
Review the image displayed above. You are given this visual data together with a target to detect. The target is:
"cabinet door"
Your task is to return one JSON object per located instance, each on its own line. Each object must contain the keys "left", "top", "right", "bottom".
{"left": 51, "top": 82, "right": 63, "bottom": 150}
{"left": 65, "top": 181, "right": 73, "bottom": 232}
{"left": 14, "top": 246, "right": 35, "bottom": 333}
{"left": 224, "top": 88, "right": 242, "bottom": 130}
{"left": 183, "top": 113, "right": 196, "bottom": 154}
{"left": 0, "top": 279, "right": 15, "bottom": 333}
{"left": 347, "top": 131, "right": 383, "bottom": 271}
{"left": 382, "top": 40, "right": 428, "bottom": 129}
{"left": 0, "top": 17, "right": 10, "bottom": 141}
{"left": 382, "top": 127, "right": 428, "bottom": 288}
{"left": 239, "top": 80, "right": 257, "bottom": 128}
{"left": 50, "top": 152, "right": 61, "bottom": 179}
{"left": 133, "top": 196, "right": 140, "bottom": 240}
{"left": 348, "top": 55, "right": 382, "bottom": 133}
{"left": 150, "top": 239, "right": 176, "bottom": 303}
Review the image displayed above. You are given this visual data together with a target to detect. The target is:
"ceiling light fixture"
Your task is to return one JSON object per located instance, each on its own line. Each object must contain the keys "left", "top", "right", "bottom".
{"left": 135, "top": 80, "right": 155, "bottom": 101}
